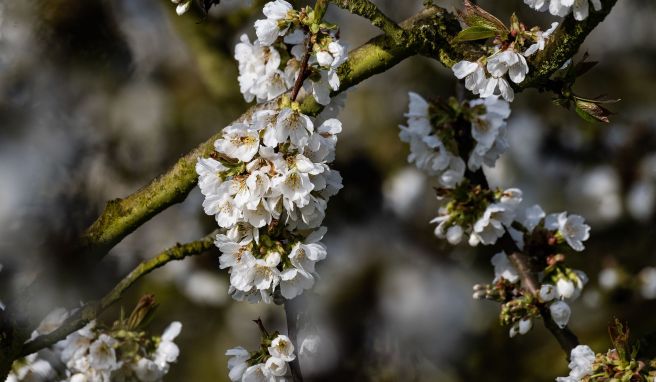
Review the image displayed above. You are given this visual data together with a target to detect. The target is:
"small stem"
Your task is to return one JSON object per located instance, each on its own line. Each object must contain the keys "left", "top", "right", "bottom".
{"left": 284, "top": 300, "right": 304, "bottom": 382}
{"left": 506, "top": 248, "right": 580, "bottom": 356}
{"left": 19, "top": 233, "right": 216, "bottom": 357}
{"left": 291, "top": 37, "right": 313, "bottom": 102}
{"left": 253, "top": 318, "right": 270, "bottom": 338}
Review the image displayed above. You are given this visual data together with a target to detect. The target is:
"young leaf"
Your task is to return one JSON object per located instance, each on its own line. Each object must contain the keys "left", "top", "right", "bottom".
{"left": 458, "top": 0, "right": 509, "bottom": 35}
{"left": 575, "top": 98, "right": 613, "bottom": 123}
{"left": 453, "top": 26, "right": 498, "bottom": 43}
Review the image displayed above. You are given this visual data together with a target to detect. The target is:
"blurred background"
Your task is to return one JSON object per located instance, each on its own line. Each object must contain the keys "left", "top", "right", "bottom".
{"left": 1, "top": 0, "right": 656, "bottom": 380}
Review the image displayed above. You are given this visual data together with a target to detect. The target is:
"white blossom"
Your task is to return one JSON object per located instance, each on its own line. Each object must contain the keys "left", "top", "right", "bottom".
{"left": 280, "top": 268, "right": 314, "bottom": 299}
{"left": 234, "top": 35, "right": 288, "bottom": 103}
{"left": 556, "top": 345, "right": 596, "bottom": 381}
{"left": 226, "top": 347, "right": 250, "bottom": 382}
{"left": 153, "top": 321, "right": 182, "bottom": 370}
{"left": 171, "top": 0, "right": 192, "bottom": 16}
{"left": 467, "top": 96, "right": 511, "bottom": 171}
{"left": 215, "top": 123, "right": 261, "bottom": 162}
{"left": 88, "top": 334, "right": 119, "bottom": 372}
{"left": 509, "top": 318, "right": 533, "bottom": 338}
{"left": 452, "top": 60, "right": 488, "bottom": 96}
{"left": 517, "top": 204, "right": 545, "bottom": 232}
{"left": 242, "top": 364, "right": 269, "bottom": 382}
{"left": 400, "top": 93, "right": 466, "bottom": 187}
{"left": 264, "top": 357, "right": 288, "bottom": 377}
{"left": 255, "top": 0, "right": 293, "bottom": 45}
{"left": 539, "top": 284, "right": 557, "bottom": 302}
{"left": 525, "top": 0, "right": 602, "bottom": 21}
{"left": 491, "top": 252, "right": 519, "bottom": 283}
{"left": 472, "top": 202, "right": 516, "bottom": 245}
{"left": 133, "top": 358, "right": 165, "bottom": 382}
{"left": 524, "top": 22, "right": 559, "bottom": 57}
{"left": 545, "top": 212, "right": 591, "bottom": 251}
{"left": 5, "top": 354, "right": 55, "bottom": 382}
{"left": 268, "top": 335, "right": 295, "bottom": 362}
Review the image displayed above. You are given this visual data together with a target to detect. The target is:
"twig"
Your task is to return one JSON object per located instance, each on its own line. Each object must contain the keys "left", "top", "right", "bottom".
{"left": 19, "top": 233, "right": 216, "bottom": 357}
{"left": 505, "top": 248, "right": 580, "bottom": 356}
{"left": 290, "top": 37, "right": 313, "bottom": 102}
{"left": 470, "top": 170, "right": 580, "bottom": 356}
{"left": 284, "top": 299, "right": 304, "bottom": 382}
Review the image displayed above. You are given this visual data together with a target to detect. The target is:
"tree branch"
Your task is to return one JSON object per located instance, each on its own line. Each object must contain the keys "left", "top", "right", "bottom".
{"left": 505, "top": 247, "right": 580, "bottom": 356}
{"left": 467, "top": 169, "right": 580, "bottom": 356}
{"left": 19, "top": 233, "right": 216, "bottom": 357}
{"left": 77, "top": 0, "right": 618, "bottom": 282}
{"left": 78, "top": 5, "right": 458, "bottom": 262}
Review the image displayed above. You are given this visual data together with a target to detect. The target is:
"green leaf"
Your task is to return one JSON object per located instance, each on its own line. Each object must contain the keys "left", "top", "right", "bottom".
{"left": 575, "top": 99, "right": 612, "bottom": 123}
{"left": 458, "top": 0, "right": 509, "bottom": 35}
{"left": 453, "top": 26, "right": 498, "bottom": 43}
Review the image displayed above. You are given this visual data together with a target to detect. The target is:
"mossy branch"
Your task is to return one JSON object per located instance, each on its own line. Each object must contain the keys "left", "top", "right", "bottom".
{"left": 19, "top": 233, "right": 216, "bottom": 357}
{"left": 78, "top": 5, "right": 456, "bottom": 262}
{"left": 80, "top": 0, "right": 617, "bottom": 274}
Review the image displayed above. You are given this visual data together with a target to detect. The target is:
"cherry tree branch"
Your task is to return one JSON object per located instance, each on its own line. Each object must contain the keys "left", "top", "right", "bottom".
{"left": 503, "top": 241, "right": 580, "bottom": 355}
{"left": 469, "top": 170, "right": 580, "bottom": 356}
{"left": 78, "top": 1, "right": 617, "bottom": 265}
{"left": 18, "top": 233, "right": 217, "bottom": 357}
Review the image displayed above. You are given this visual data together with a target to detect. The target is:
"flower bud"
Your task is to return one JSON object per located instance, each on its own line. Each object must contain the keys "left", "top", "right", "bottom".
{"left": 549, "top": 300, "right": 571, "bottom": 329}
{"left": 539, "top": 284, "right": 556, "bottom": 302}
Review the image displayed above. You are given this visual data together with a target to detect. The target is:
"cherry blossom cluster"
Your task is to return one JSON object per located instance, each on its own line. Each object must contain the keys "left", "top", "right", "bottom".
{"left": 226, "top": 334, "right": 296, "bottom": 382}
{"left": 6, "top": 305, "right": 181, "bottom": 382}
{"left": 432, "top": 186, "right": 522, "bottom": 246}
{"left": 197, "top": 1, "right": 345, "bottom": 305}
{"left": 235, "top": 0, "right": 347, "bottom": 105}
{"left": 196, "top": 102, "right": 342, "bottom": 303}
{"left": 524, "top": 0, "right": 602, "bottom": 21}
{"left": 471, "top": 204, "right": 591, "bottom": 335}
{"left": 556, "top": 345, "right": 596, "bottom": 382}
{"left": 556, "top": 340, "right": 656, "bottom": 382}
{"left": 399, "top": 93, "right": 511, "bottom": 189}
{"left": 452, "top": 15, "right": 559, "bottom": 102}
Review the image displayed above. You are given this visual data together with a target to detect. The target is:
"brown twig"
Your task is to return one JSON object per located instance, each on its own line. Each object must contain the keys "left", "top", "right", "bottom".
{"left": 19, "top": 233, "right": 216, "bottom": 357}
{"left": 291, "top": 37, "right": 313, "bottom": 102}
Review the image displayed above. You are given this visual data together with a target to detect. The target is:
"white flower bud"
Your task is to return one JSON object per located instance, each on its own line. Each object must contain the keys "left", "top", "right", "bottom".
{"left": 549, "top": 300, "right": 571, "bottom": 329}
{"left": 556, "top": 278, "right": 575, "bottom": 299}
{"left": 518, "top": 318, "right": 533, "bottom": 335}
{"left": 539, "top": 284, "right": 556, "bottom": 302}
{"left": 468, "top": 233, "right": 480, "bottom": 247}
{"left": 446, "top": 225, "right": 464, "bottom": 245}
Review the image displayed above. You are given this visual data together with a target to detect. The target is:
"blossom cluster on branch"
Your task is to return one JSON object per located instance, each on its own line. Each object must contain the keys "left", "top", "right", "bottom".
{"left": 557, "top": 320, "right": 656, "bottom": 381}
{"left": 399, "top": 90, "right": 592, "bottom": 338}
{"left": 195, "top": 0, "right": 345, "bottom": 305}
{"left": 227, "top": 331, "right": 296, "bottom": 382}
{"left": 5, "top": 297, "right": 181, "bottom": 382}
